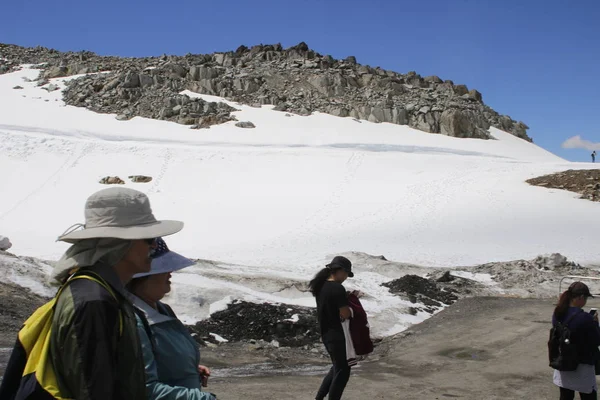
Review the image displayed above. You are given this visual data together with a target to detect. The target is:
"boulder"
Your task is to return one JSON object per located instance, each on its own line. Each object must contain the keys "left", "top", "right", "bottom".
{"left": 44, "top": 66, "right": 68, "bottom": 79}
{"left": 344, "top": 56, "right": 357, "bottom": 65}
{"left": 43, "top": 83, "right": 60, "bottom": 92}
{"left": 453, "top": 84, "right": 469, "bottom": 96}
{"left": 467, "top": 89, "right": 482, "bottom": 102}
{"left": 189, "top": 66, "right": 219, "bottom": 81}
{"left": 424, "top": 75, "right": 443, "bottom": 84}
{"left": 0, "top": 236, "right": 12, "bottom": 251}
{"left": 440, "top": 109, "right": 490, "bottom": 139}
{"left": 308, "top": 75, "right": 332, "bottom": 95}
{"left": 440, "top": 110, "right": 472, "bottom": 138}
{"left": 164, "top": 63, "right": 188, "bottom": 78}
{"left": 99, "top": 176, "right": 125, "bottom": 185}
{"left": 235, "top": 121, "right": 256, "bottom": 129}
{"left": 121, "top": 72, "right": 140, "bottom": 88}
{"left": 128, "top": 175, "right": 153, "bottom": 183}
{"left": 139, "top": 74, "right": 154, "bottom": 88}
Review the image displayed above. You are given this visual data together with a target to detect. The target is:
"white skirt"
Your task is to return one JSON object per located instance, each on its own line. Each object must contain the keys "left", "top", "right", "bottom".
{"left": 554, "top": 364, "right": 597, "bottom": 394}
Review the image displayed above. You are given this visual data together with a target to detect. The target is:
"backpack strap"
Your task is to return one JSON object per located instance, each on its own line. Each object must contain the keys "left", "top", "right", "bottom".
{"left": 561, "top": 309, "right": 583, "bottom": 328}
{"left": 58, "top": 271, "right": 124, "bottom": 337}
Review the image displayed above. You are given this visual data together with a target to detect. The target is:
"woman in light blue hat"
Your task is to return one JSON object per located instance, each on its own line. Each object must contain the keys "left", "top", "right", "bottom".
{"left": 127, "top": 238, "right": 216, "bottom": 400}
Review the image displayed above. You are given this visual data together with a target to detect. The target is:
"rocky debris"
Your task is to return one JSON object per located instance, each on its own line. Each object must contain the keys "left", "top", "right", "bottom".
{"left": 189, "top": 300, "right": 319, "bottom": 347}
{"left": 0, "top": 57, "right": 21, "bottom": 75}
{"left": 99, "top": 176, "right": 125, "bottom": 185}
{"left": 429, "top": 271, "right": 489, "bottom": 298}
{"left": 0, "top": 236, "right": 12, "bottom": 251}
{"left": 382, "top": 275, "right": 458, "bottom": 312}
{"left": 235, "top": 121, "right": 256, "bottom": 129}
{"left": 527, "top": 169, "right": 600, "bottom": 202}
{"left": 469, "top": 253, "right": 589, "bottom": 296}
{"left": 128, "top": 175, "right": 153, "bottom": 183}
{"left": 0, "top": 42, "right": 531, "bottom": 141}
{"left": 12, "top": 85, "right": 23, "bottom": 89}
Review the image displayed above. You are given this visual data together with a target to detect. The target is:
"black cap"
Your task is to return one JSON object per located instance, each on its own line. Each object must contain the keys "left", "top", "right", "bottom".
{"left": 569, "top": 282, "right": 594, "bottom": 298}
{"left": 326, "top": 256, "right": 354, "bottom": 278}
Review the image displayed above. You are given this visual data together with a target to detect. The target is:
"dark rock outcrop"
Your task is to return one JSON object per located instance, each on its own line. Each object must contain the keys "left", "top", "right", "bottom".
{"left": 189, "top": 300, "right": 319, "bottom": 347}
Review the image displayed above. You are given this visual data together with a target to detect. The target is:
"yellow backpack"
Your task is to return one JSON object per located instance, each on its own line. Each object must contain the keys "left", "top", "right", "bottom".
{"left": 0, "top": 271, "right": 123, "bottom": 400}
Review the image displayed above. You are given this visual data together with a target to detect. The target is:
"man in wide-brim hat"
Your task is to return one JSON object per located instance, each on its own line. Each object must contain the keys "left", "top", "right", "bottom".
{"left": 48, "top": 187, "right": 184, "bottom": 399}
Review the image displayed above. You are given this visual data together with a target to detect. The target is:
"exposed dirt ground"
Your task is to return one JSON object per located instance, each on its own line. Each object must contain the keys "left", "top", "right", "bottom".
{"left": 205, "top": 297, "right": 564, "bottom": 400}
{"left": 0, "top": 283, "right": 577, "bottom": 400}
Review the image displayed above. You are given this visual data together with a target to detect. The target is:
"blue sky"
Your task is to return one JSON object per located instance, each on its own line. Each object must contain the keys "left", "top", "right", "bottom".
{"left": 2, "top": 0, "right": 599, "bottom": 161}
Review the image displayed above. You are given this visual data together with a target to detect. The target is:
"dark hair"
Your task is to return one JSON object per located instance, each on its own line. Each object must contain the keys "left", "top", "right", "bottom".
{"left": 126, "top": 276, "right": 151, "bottom": 294}
{"left": 309, "top": 268, "right": 332, "bottom": 298}
{"left": 554, "top": 282, "right": 591, "bottom": 319}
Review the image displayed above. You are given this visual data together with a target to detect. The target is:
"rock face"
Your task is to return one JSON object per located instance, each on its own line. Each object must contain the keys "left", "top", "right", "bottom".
{"left": 527, "top": 170, "right": 600, "bottom": 202}
{"left": 0, "top": 42, "right": 531, "bottom": 141}
{"left": 61, "top": 71, "right": 238, "bottom": 128}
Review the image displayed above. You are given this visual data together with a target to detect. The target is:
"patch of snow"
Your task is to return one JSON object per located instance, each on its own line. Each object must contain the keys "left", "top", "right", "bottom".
{"left": 209, "top": 295, "right": 234, "bottom": 314}
{"left": 284, "top": 314, "right": 300, "bottom": 323}
{"left": 210, "top": 333, "right": 229, "bottom": 343}
{"left": 0, "top": 64, "right": 598, "bottom": 337}
{"left": 450, "top": 271, "right": 496, "bottom": 284}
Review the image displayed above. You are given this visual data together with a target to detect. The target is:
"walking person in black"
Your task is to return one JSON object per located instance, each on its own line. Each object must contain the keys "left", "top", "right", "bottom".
{"left": 552, "top": 282, "right": 600, "bottom": 400}
{"left": 310, "top": 256, "right": 354, "bottom": 400}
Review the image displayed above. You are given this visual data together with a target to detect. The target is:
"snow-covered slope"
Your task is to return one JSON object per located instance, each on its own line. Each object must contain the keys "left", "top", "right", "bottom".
{"left": 0, "top": 66, "right": 597, "bottom": 336}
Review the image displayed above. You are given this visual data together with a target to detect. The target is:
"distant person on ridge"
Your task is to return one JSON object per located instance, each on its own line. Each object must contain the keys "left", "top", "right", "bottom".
{"left": 0, "top": 187, "right": 184, "bottom": 399}
{"left": 551, "top": 281, "right": 600, "bottom": 400}
{"left": 310, "top": 256, "right": 355, "bottom": 400}
{"left": 592, "top": 151, "right": 596, "bottom": 163}
{"left": 127, "top": 237, "right": 216, "bottom": 400}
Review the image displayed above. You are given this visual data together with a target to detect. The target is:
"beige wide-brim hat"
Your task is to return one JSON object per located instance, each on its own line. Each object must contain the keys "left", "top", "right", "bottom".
{"left": 58, "top": 187, "right": 183, "bottom": 243}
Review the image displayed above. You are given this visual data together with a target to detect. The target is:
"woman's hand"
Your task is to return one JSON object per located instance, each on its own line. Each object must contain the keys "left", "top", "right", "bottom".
{"left": 198, "top": 365, "right": 211, "bottom": 387}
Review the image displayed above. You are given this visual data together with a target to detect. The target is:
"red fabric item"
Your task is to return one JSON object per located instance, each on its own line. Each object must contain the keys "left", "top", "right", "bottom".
{"left": 348, "top": 293, "right": 374, "bottom": 355}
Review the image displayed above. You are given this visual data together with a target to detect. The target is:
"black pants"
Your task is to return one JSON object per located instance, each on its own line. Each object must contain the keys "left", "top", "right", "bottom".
{"left": 316, "top": 336, "right": 351, "bottom": 400}
{"left": 560, "top": 387, "right": 598, "bottom": 400}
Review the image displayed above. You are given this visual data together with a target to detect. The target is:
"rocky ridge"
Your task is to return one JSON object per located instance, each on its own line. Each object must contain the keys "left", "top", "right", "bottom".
{"left": 0, "top": 42, "right": 530, "bottom": 140}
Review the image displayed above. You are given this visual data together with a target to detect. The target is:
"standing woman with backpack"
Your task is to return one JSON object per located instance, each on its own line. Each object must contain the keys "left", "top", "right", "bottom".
{"left": 310, "top": 256, "right": 354, "bottom": 400}
{"left": 552, "top": 282, "right": 600, "bottom": 400}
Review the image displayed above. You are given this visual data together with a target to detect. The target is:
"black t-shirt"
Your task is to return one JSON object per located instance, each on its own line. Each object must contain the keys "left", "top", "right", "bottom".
{"left": 317, "top": 281, "right": 349, "bottom": 336}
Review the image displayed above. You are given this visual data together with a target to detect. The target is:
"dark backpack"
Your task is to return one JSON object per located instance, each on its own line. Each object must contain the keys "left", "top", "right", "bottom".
{"left": 549, "top": 310, "right": 581, "bottom": 371}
